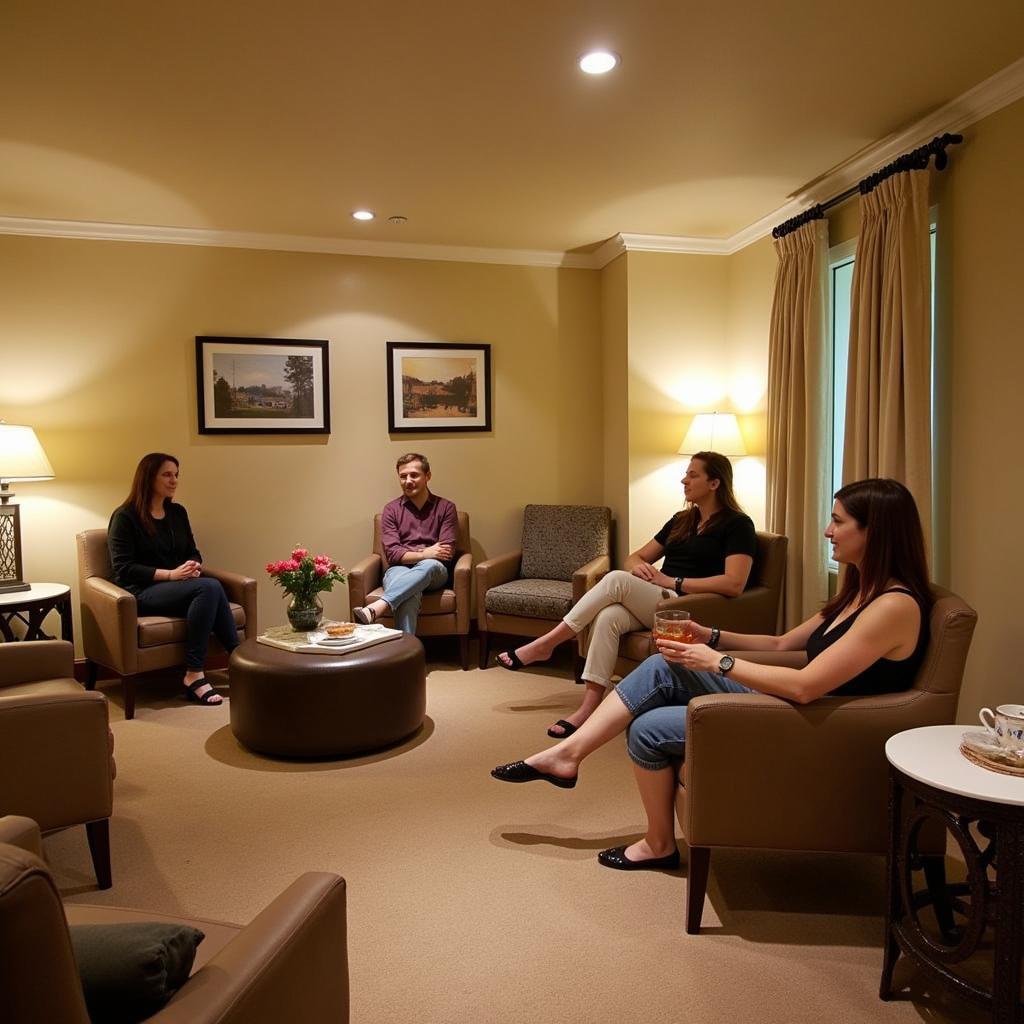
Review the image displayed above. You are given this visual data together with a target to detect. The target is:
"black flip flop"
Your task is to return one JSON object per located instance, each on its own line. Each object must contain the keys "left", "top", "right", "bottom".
{"left": 547, "top": 719, "right": 578, "bottom": 739}
{"left": 185, "top": 678, "right": 223, "bottom": 706}
{"left": 497, "top": 649, "right": 524, "bottom": 671}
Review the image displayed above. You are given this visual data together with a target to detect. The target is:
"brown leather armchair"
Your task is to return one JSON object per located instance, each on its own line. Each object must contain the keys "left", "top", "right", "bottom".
{"left": 677, "top": 585, "right": 977, "bottom": 933}
{"left": 476, "top": 504, "right": 612, "bottom": 669}
{"left": 347, "top": 511, "right": 473, "bottom": 669}
{"left": 77, "top": 529, "right": 258, "bottom": 719}
{"left": 0, "top": 642, "right": 113, "bottom": 888}
{"left": 0, "top": 816, "right": 349, "bottom": 1024}
{"left": 614, "top": 530, "right": 787, "bottom": 677}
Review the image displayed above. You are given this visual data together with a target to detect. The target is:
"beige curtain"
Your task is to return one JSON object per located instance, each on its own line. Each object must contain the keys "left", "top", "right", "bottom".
{"left": 843, "top": 170, "right": 932, "bottom": 554}
{"left": 767, "top": 219, "right": 830, "bottom": 629}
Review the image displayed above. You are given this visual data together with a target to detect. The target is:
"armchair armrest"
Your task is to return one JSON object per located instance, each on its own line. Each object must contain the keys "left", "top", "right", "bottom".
{"left": 654, "top": 587, "right": 774, "bottom": 634}
{"left": 0, "top": 640, "right": 74, "bottom": 688}
{"left": 0, "top": 690, "right": 113, "bottom": 831}
{"left": 572, "top": 554, "right": 610, "bottom": 603}
{"left": 0, "top": 815, "right": 43, "bottom": 856}
{"left": 682, "top": 687, "right": 944, "bottom": 853}
{"left": 452, "top": 550, "right": 473, "bottom": 633}
{"left": 347, "top": 554, "right": 383, "bottom": 612}
{"left": 80, "top": 576, "right": 139, "bottom": 676}
{"left": 203, "top": 567, "right": 258, "bottom": 639}
{"left": 475, "top": 551, "right": 522, "bottom": 622}
{"left": 156, "top": 873, "right": 348, "bottom": 1024}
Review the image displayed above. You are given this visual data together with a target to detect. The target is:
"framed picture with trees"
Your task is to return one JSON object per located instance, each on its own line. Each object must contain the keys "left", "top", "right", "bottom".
{"left": 195, "top": 337, "right": 330, "bottom": 435}
{"left": 386, "top": 342, "right": 491, "bottom": 433}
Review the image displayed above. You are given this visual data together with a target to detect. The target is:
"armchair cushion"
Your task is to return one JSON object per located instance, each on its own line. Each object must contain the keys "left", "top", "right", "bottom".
{"left": 70, "top": 923, "right": 205, "bottom": 1024}
{"left": 484, "top": 579, "right": 574, "bottom": 620}
{"left": 519, "top": 505, "right": 612, "bottom": 582}
{"left": 136, "top": 606, "right": 245, "bottom": 648}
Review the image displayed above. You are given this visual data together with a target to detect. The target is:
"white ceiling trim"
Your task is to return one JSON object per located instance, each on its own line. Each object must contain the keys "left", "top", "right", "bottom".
{"left": 0, "top": 58, "right": 1021, "bottom": 270}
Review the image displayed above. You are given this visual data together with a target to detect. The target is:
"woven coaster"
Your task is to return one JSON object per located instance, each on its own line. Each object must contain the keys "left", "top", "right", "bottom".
{"left": 960, "top": 742, "right": 1024, "bottom": 777}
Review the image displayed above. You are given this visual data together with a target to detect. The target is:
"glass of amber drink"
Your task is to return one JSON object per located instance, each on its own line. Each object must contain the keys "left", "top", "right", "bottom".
{"left": 651, "top": 610, "right": 693, "bottom": 653}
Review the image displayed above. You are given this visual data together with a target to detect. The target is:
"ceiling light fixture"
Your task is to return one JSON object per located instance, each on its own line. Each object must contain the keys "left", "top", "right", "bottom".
{"left": 351, "top": 209, "right": 375, "bottom": 221}
{"left": 579, "top": 50, "right": 619, "bottom": 75}
{"left": 388, "top": 215, "right": 408, "bottom": 225}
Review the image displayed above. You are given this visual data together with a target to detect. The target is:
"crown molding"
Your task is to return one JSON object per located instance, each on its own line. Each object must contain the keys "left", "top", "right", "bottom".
{"left": 0, "top": 215, "right": 595, "bottom": 270}
{"left": 1, "top": 59, "right": 1021, "bottom": 268}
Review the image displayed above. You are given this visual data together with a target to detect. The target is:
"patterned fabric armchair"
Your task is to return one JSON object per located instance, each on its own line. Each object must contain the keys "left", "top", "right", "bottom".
{"left": 476, "top": 504, "right": 612, "bottom": 669}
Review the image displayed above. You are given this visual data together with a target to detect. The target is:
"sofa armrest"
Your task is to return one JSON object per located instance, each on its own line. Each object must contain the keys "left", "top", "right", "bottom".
{"left": 452, "top": 551, "right": 473, "bottom": 633}
{"left": 0, "top": 815, "right": 43, "bottom": 856}
{"left": 475, "top": 551, "right": 522, "bottom": 623}
{"left": 347, "top": 554, "right": 383, "bottom": 611}
{"left": 572, "top": 554, "right": 610, "bottom": 604}
{"left": 203, "top": 567, "right": 258, "bottom": 639}
{"left": 0, "top": 690, "right": 113, "bottom": 831}
{"left": 155, "top": 873, "right": 348, "bottom": 1024}
{"left": 0, "top": 640, "right": 75, "bottom": 688}
{"left": 80, "top": 576, "right": 139, "bottom": 676}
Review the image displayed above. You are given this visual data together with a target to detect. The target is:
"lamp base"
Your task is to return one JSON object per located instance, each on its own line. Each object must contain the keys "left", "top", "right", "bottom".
{"left": 0, "top": 579, "right": 30, "bottom": 594}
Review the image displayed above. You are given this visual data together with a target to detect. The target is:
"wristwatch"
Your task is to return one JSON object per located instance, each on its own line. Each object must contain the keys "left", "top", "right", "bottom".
{"left": 708, "top": 626, "right": 721, "bottom": 650}
{"left": 718, "top": 654, "right": 735, "bottom": 674}
{"left": 674, "top": 577, "right": 684, "bottom": 595}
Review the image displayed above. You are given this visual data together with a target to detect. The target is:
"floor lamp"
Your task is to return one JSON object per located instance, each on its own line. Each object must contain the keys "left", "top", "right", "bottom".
{"left": 0, "top": 422, "right": 55, "bottom": 594}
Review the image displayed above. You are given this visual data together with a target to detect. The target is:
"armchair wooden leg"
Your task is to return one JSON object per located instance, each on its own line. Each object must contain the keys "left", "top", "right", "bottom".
{"left": 459, "top": 636, "right": 469, "bottom": 671}
{"left": 478, "top": 631, "right": 490, "bottom": 669}
{"left": 685, "top": 844, "right": 711, "bottom": 934}
{"left": 85, "top": 819, "right": 112, "bottom": 890}
{"left": 124, "top": 677, "right": 136, "bottom": 721}
{"left": 85, "top": 660, "right": 98, "bottom": 691}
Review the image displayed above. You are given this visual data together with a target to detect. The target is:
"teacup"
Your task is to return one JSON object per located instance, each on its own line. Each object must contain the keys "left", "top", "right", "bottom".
{"left": 978, "top": 704, "right": 1024, "bottom": 750}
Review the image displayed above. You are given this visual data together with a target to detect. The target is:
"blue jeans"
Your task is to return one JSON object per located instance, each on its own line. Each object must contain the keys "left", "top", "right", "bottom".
{"left": 615, "top": 654, "right": 756, "bottom": 770}
{"left": 136, "top": 577, "right": 239, "bottom": 671}
{"left": 381, "top": 559, "right": 448, "bottom": 634}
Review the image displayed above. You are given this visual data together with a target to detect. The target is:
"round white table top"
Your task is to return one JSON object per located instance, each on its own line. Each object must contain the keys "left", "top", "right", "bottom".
{"left": 886, "top": 724, "right": 1024, "bottom": 807}
{"left": 0, "top": 582, "right": 70, "bottom": 608}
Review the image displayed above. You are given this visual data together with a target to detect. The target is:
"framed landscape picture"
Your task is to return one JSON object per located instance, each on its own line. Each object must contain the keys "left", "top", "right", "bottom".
{"left": 195, "top": 337, "right": 330, "bottom": 435}
{"left": 386, "top": 342, "right": 491, "bottom": 433}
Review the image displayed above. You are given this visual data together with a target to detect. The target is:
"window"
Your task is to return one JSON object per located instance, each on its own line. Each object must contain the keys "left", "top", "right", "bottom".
{"left": 827, "top": 219, "right": 937, "bottom": 568}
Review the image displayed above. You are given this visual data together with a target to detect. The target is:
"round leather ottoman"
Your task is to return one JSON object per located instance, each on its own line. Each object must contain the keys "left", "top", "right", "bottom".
{"left": 229, "top": 635, "right": 426, "bottom": 757}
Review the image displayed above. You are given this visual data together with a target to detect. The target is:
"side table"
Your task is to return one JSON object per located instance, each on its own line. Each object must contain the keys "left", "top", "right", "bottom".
{"left": 0, "top": 583, "right": 73, "bottom": 643}
{"left": 882, "top": 724, "right": 1024, "bottom": 1023}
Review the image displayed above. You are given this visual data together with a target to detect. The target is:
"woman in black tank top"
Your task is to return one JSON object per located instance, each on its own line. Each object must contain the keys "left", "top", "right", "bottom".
{"left": 491, "top": 478, "right": 934, "bottom": 872}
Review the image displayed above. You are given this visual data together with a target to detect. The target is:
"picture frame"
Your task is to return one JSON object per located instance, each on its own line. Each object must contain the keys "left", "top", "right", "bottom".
{"left": 195, "top": 337, "right": 330, "bottom": 435}
{"left": 386, "top": 342, "right": 492, "bottom": 433}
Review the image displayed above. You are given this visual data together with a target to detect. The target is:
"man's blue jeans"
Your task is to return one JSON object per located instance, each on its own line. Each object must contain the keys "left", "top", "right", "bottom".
{"left": 381, "top": 559, "right": 448, "bottom": 633}
{"left": 614, "top": 654, "right": 756, "bottom": 770}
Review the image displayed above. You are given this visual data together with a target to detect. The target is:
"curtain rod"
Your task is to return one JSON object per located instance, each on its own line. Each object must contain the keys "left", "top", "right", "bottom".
{"left": 771, "top": 132, "right": 963, "bottom": 240}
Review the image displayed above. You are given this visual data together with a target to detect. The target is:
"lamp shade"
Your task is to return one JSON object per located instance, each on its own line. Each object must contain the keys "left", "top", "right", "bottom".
{"left": 677, "top": 412, "right": 746, "bottom": 457}
{"left": 0, "top": 423, "right": 55, "bottom": 480}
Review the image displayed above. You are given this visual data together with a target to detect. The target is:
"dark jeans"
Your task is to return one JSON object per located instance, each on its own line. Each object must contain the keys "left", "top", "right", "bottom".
{"left": 136, "top": 577, "right": 239, "bottom": 671}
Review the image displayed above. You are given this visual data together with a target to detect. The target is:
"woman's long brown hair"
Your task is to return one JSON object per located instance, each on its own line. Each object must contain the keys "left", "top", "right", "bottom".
{"left": 122, "top": 452, "right": 178, "bottom": 535}
{"left": 665, "top": 451, "right": 744, "bottom": 544}
{"left": 822, "top": 478, "right": 932, "bottom": 619}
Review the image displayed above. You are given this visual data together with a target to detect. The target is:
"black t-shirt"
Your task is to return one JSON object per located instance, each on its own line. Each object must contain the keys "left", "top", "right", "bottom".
{"left": 653, "top": 508, "right": 757, "bottom": 581}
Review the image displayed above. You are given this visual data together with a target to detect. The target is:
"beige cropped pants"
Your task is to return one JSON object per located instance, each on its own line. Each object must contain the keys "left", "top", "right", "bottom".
{"left": 563, "top": 569, "right": 672, "bottom": 689}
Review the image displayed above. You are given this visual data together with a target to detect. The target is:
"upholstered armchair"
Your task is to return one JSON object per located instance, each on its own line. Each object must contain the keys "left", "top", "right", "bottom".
{"left": 614, "top": 530, "right": 787, "bottom": 678}
{"left": 347, "top": 511, "right": 473, "bottom": 669}
{"left": 677, "top": 585, "right": 977, "bottom": 933}
{"left": 0, "top": 642, "right": 114, "bottom": 889}
{"left": 476, "top": 504, "right": 612, "bottom": 669}
{"left": 0, "top": 816, "right": 349, "bottom": 1023}
{"left": 77, "top": 529, "right": 257, "bottom": 719}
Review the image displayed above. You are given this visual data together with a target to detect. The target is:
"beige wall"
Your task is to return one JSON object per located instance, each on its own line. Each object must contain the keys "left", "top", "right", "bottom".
{"left": 0, "top": 237, "right": 603, "bottom": 638}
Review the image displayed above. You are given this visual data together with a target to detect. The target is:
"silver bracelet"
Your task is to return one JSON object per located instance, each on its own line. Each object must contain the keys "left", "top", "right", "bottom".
{"left": 708, "top": 626, "right": 721, "bottom": 650}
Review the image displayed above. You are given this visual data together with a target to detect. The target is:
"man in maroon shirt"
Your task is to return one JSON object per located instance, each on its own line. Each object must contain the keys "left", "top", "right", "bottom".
{"left": 352, "top": 453, "right": 459, "bottom": 633}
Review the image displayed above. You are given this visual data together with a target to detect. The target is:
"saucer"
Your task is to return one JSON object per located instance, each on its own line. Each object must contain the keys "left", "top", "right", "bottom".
{"left": 315, "top": 635, "right": 360, "bottom": 647}
{"left": 961, "top": 728, "right": 1005, "bottom": 757}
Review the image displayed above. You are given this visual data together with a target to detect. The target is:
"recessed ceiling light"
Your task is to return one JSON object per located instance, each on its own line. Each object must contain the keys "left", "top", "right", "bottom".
{"left": 352, "top": 209, "right": 375, "bottom": 221}
{"left": 579, "top": 50, "right": 619, "bottom": 75}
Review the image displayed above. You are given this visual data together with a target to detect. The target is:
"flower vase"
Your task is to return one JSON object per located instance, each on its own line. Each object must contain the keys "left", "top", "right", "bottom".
{"left": 286, "top": 594, "right": 323, "bottom": 632}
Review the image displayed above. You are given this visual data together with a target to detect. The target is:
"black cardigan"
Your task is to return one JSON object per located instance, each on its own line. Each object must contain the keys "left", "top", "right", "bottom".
{"left": 107, "top": 502, "right": 202, "bottom": 594}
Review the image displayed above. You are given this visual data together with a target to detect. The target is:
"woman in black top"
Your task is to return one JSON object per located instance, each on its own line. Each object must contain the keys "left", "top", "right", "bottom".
{"left": 496, "top": 452, "right": 756, "bottom": 739}
{"left": 492, "top": 478, "right": 931, "bottom": 873}
{"left": 108, "top": 453, "right": 238, "bottom": 706}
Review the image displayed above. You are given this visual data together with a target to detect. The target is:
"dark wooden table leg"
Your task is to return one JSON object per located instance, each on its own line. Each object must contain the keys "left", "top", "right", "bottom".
{"left": 880, "top": 772, "right": 903, "bottom": 999}
{"left": 58, "top": 593, "right": 74, "bottom": 643}
{"left": 0, "top": 611, "right": 15, "bottom": 642}
{"left": 992, "top": 821, "right": 1023, "bottom": 1024}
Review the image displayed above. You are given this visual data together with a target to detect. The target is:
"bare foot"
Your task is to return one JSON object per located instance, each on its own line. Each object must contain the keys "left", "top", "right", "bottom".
{"left": 183, "top": 673, "right": 223, "bottom": 705}
{"left": 522, "top": 747, "right": 578, "bottom": 780}
{"left": 497, "top": 635, "right": 559, "bottom": 669}
{"left": 623, "top": 838, "right": 677, "bottom": 862}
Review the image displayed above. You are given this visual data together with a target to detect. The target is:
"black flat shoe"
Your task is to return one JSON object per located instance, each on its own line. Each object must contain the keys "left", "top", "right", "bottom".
{"left": 597, "top": 845, "right": 680, "bottom": 871}
{"left": 185, "top": 678, "right": 223, "bottom": 706}
{"left": 547, "top": 719, "right": 579, "bottom": 738}
{"left": 491, "top": 760, "right": 577, "bottom": 789}
{"left": 497, "top": 649, "right": 524, "bottom": 671}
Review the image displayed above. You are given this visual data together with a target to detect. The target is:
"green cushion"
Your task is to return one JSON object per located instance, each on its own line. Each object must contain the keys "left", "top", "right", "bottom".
{"left": 69, "top": 922, "right": 205, "bottom": 1023}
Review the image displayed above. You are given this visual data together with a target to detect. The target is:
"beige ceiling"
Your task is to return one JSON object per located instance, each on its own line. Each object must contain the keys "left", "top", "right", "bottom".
{"left": 3, "top": 0, "right": 1023, "bottom": 253}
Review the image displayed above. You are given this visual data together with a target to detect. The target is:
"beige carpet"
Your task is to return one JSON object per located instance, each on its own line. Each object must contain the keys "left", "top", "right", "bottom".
{"left": 47, "top": 649, "right": 985, "bottom": 1024}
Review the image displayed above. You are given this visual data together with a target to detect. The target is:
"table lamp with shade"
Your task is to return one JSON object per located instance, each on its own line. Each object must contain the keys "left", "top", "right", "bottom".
{"left": 0, "top": 421, "right": 55, "bottom": 594}
{"left": 677, "top": 411, "right": 747, "bottom": 458}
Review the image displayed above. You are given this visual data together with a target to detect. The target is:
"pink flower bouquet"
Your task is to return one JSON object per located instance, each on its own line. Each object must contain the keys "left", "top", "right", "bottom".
{"left": 265, "top": 547, "right": 347, "bottom": 603}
